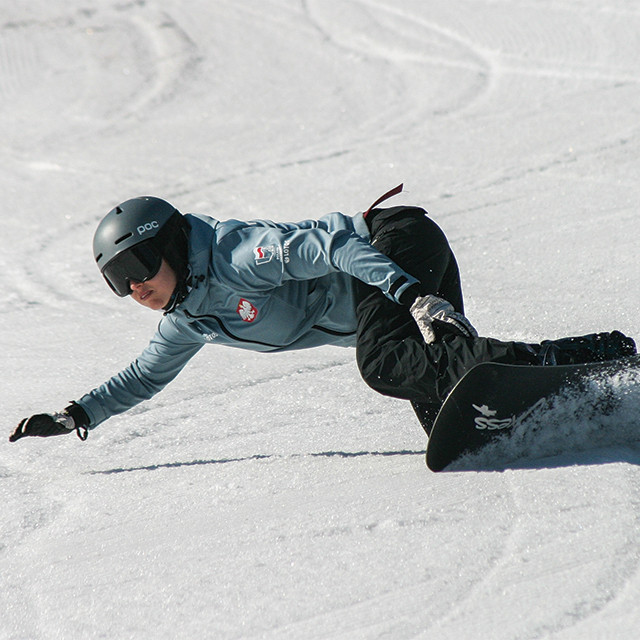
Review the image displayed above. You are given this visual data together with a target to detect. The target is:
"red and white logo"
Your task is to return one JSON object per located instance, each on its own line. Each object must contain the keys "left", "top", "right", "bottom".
{"left": 237, "top": 298, "right": 258, "bottom": 322}
{"left": 254, "top": 245, "right": 275, "bottom": 265}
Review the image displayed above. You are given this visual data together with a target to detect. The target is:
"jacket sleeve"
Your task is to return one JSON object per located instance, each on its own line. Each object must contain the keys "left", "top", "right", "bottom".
{"left": 217, "top": 221, "right": 419, "bottom": 303}
{"left": 75, "top": 316, "right": 203, "bottom": 428}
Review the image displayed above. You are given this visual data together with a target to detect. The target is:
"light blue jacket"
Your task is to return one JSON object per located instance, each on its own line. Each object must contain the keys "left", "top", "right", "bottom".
{"left": 77, "top": 211, "right": 419, "bottom": 427}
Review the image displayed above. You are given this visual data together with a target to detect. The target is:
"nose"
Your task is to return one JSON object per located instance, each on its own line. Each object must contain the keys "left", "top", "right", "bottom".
{"left": 129, "top": 280, "right": 143, "bottom": 291}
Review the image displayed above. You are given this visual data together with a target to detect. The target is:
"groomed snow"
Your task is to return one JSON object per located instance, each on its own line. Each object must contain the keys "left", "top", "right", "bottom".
{"left": 2, "top": 1, "right": 640, "bottom": 638}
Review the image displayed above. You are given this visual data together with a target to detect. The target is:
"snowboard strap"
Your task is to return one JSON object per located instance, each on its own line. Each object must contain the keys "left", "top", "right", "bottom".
{"left": 363, "top": 183, "right": 404, "bottom": 219}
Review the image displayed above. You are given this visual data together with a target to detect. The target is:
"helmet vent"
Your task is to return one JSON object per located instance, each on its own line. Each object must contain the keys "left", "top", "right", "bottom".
{"left": 115, "top": 206, "right": 123, "bottom": 214}
{"left": 95, "top": 252, "right": 103, "bottom": 262}
{"left": 115, "top": 232, "right": 133, "bottom": 245}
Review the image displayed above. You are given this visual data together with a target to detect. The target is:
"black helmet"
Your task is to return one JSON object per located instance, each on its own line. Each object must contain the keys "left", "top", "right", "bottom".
{"left": 94, "top": 196, "right": 190, "bottom": 298}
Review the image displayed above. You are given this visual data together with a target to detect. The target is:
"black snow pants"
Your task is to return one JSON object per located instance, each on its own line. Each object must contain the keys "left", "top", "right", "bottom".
{"left": 354, "top": 206, "right": 532, "bottom": 432}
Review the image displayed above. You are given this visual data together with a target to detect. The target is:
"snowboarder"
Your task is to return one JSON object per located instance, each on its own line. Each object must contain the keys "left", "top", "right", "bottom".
{"left": 9, "top": 185, "right": 636, "bottom": 442}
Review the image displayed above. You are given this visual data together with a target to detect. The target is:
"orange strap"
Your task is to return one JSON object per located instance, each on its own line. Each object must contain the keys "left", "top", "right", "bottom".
{"left": 363, "top": 183, "right": 404, "bottom": 218}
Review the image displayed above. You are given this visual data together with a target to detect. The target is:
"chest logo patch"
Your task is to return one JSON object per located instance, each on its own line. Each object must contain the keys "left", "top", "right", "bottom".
{"left": 237, "top": 298, "right": 258, "bottom": 322}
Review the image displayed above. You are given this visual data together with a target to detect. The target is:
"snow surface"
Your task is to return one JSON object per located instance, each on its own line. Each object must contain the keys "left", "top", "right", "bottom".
{"left": 2, "top": 0, "right": 640, "bottom": 638}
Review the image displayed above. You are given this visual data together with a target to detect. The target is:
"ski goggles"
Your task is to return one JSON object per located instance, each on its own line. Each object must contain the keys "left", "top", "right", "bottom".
{"left": 102, "top": 242, "right": 162, "bottom": 297}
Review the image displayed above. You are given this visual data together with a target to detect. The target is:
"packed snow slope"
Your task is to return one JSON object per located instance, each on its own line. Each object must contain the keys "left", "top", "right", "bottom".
{"left": 2, "top": 1, "right": 640, "bottom": 638}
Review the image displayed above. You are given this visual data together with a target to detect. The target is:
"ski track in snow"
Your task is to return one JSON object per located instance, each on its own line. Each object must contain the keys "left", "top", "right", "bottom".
{"left": 2, "top": 0, "right": 640, "bottom": 638}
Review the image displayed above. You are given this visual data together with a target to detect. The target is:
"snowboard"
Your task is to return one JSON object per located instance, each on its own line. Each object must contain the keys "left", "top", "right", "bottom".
{"left": 426, "top": 355, "right": 640, "bottom": 471}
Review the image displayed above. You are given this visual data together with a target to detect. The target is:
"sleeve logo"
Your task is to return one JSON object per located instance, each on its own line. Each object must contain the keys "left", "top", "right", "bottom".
{"left": 254, "top": 245, "right": 276, "bottom": 265}
{"left": 237, "top": 298, "right": 258, "bottom": 322}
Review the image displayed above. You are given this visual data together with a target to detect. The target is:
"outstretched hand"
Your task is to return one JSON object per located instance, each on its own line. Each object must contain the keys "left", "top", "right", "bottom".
{"left": 10, "top": 413, "right": 79, "bottom": 442}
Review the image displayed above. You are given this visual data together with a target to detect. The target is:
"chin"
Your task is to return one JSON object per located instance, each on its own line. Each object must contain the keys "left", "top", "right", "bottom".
{"left": 148, "top": 299, "right": 167, "bottom": 311}
{"left": 134, "top": 295, "right": 165, "bottom": 310}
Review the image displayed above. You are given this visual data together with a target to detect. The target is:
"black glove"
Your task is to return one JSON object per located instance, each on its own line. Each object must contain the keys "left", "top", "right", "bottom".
{"left": 10, "top": 403, "right": 89, "bottom": 442}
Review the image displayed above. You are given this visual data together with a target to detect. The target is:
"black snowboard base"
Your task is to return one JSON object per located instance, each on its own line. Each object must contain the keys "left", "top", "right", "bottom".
{"left": 426, "top": 355, "right": 640, "bottom": 472}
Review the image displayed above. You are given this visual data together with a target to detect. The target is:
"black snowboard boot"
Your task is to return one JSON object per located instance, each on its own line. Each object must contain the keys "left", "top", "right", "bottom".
{"left": 518, "top": 331, "right": 636, "bottom": 366}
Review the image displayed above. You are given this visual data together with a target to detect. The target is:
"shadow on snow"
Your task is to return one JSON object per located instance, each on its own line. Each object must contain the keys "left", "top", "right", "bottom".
{"left": 87, "top": 449, "right": 427, "bottom": 475}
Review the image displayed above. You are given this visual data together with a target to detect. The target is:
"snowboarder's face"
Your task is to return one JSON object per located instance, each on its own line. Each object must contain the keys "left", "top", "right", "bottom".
{"left": 129, "top": 259, "right": 177, "bottom": 310}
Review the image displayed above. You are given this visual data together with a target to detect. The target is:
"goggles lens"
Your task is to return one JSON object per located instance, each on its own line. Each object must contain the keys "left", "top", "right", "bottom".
{"left": 102, "top": 242, "right": 162, "bottom": 297}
